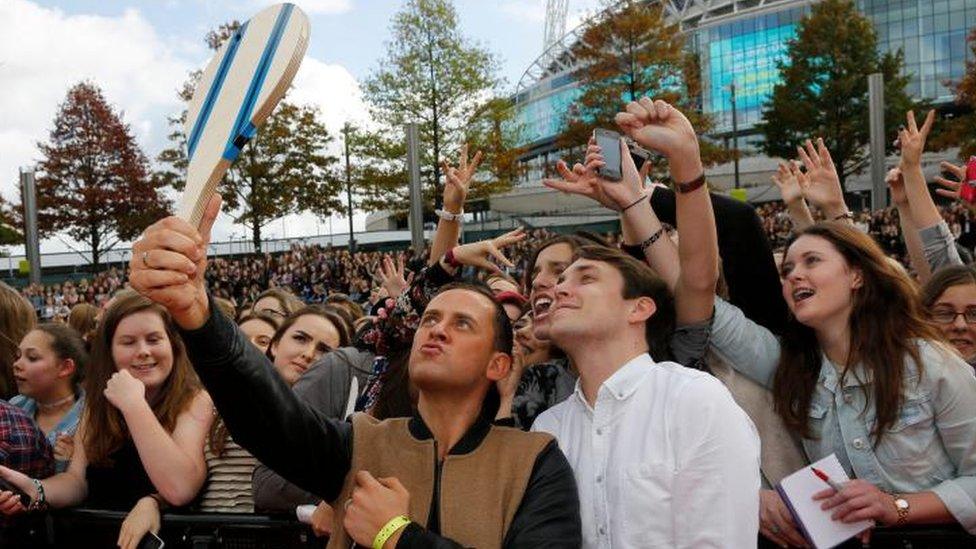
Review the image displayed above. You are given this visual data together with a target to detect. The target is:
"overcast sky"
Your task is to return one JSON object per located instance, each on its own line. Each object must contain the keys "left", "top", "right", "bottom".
{"left": 0, "top": 0, "right": 603, "bottom": 254}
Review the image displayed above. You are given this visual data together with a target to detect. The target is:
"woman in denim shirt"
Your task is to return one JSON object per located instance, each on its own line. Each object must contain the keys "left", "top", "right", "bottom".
{"left": 709, "top": 220, "right": 976, "bottom": 543}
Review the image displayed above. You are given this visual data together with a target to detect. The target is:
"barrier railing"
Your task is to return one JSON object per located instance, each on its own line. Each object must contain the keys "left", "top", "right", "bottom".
{"left": 2, "top": 508, "right": 320, "bottom": 548}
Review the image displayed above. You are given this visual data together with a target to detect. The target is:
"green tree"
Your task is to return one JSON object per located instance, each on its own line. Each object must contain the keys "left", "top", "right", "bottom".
{"left": 556, "top": 0, "right": 729, "bottom": 178}
{"left": 35, "top": 82, "right": 169, "bottom": 267}
{"left": 361, "top": 0, "right": 504, "bottom": 212}
{"left": 0, "top": 193, "right": 22, "bottom": 246}
{"left": 155, "top": 22, "right": 341, "bottom": 251}
{"left": 934, "top": 29, "right": 976, "bottom": 158}
{"left": 757, "top": 0, "right": 914, "bottom": 190}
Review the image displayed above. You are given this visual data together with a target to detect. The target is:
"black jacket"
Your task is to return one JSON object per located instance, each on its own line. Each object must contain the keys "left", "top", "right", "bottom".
{"left": 179, "top": 300, "right": 581, "bottom": 548}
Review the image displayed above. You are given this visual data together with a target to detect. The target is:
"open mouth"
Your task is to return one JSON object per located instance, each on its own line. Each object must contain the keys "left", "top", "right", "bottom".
{"left": 533, "top": 296, "right": 553, "bottom": 318}
{"left": 130, "top": 362, "right": 157, "bottom": 372}
{"left": 792, "top": 288, "right": 815, "bottom": 304}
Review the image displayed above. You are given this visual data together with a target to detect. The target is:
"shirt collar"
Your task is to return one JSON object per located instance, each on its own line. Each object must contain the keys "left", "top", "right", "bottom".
{"left": 573, "top": 352, "right": 655, "bottom": 405}
{"left": 408, "top": 410, "right": 492, "bottom": 456}
{"left": 819, "top": 357, "right": 873, "bottom": 391}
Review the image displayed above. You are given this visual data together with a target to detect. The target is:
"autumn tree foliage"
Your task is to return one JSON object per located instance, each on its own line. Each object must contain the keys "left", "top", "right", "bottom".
{"left": 557, "top": 0, "right": 729, "bottom": 178}
{"left": 936, "top": 28, "right": 976, "bottom": 158}
{"left": 35, "top": 82, "right": 169, "bottom": 266}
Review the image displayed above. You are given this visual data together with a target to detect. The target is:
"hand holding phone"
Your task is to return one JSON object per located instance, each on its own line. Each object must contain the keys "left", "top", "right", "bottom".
{"left": 593, "top": 129, "right": 623, "bottom": 181}
{"left": 0, "top": 477, "right": 31, "bottom": 508}
{"left": 136, "top": 531, "right": 165, "bottom": 549}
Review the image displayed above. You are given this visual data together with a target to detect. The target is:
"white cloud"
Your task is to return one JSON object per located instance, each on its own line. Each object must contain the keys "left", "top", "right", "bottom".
{"left": 0, "top": 0, "right": 371, "bottom": 255}
{"left": 0, "top": 0, "right": 197, "bottom": 240}
{"left": 249, "top": 0, "right": 353, "bottom": 16}
{"left": 500, "top": 1, "right": 547, "bottom": 24}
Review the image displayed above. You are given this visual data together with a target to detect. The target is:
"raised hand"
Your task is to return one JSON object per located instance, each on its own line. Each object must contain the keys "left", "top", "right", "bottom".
{"left": 447, "top": 228, "right": 526, "bottom": 274}
{"left": 129, "top": 195, "right": 222, "bottom": 330}
{"left": 898, "top": 110, "right": 936, "bottom": 169}
{"left": 772, "top": 162, "right": 804, "bottom": 205}
{"left": 544, "top": 136, "right": 645, "bottom": 212}
{"left": 614, "top": 98, "right": 701, "bottom": 183}
{"left": 441, "top": 143, "right": 483, "bottom": 214}
{"left": 796, "top": 138, "right": 847, "bottom": 217}
{"left": 377, "top": 255, "right": 413, "bottom": 299}
{"left": 886, "top": 167, "right": 908, "bottom": 206}
{"left": 934, "top": 161, "right": 968, "bottom": 201}
{"left": 104, "top": 369, "right": 147, "bottom": 414}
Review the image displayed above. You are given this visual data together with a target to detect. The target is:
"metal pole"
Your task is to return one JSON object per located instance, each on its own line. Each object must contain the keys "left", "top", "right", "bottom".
{"left": 405, "top": 123, "right": 424, "bottom": 255}
{"left": 730, "top": 81, "right": 740, "bottom": 189}
{"left": 342, "top": 123, "right": 357, "bottom": 253}
{"left": 20, "top": 168, "right": 41, "bottom": 285}
{"left": 868, "top": 73, "right": 887, "bottom": 210}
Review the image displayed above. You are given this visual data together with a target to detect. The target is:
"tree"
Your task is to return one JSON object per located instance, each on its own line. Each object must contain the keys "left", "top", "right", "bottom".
{"left": 0, "top": 193, "right": 22, "bottom": 246}
{"left": 155, "top": 22, "right": 341, "bottom": 251}
{"left": 360, "top": 0, "right": 503, "bottom": 212}
{"left": 34, "top": 82, "right": 169, "bottom": 267}
{"left": 464, "top": 97, "right": 527, "bottom": 200}
{"left": 556, "top": 0, "right": 729, "bottom": 179}
{"left": 757, "top": 0, "right": 914, "bottom": 190}
{"left": 934, "top": 28, "right": 976, "bottom": 158}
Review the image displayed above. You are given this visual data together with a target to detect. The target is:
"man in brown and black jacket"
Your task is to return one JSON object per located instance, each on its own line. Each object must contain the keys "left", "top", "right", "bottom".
{"left": 128, "top": 199, "right": 581, "bottom": 548}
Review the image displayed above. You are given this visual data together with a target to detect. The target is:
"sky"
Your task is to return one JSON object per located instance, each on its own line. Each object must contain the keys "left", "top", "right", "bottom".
{"left": 0, "top": 0, "right": 604, "bottom": 255}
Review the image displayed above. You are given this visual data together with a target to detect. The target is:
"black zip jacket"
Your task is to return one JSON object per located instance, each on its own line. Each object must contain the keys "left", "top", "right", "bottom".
{"left": 179, "top": 298, "right": 582, "bottom": 548}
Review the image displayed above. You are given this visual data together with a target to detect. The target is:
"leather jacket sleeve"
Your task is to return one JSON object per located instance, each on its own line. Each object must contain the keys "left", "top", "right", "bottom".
{"left": 179, "top": 298, "right": 353, "bottom": 503}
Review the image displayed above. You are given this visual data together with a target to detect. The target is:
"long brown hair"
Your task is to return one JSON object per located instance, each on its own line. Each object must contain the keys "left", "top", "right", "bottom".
{"left": 83, "top": 291, "right": 200, "bottom": 466}
{"left": 0, "top": 282, "right": 36, "bottom": 400}
{"left": 774, "top": 222, "right": 944, "bottom": 442}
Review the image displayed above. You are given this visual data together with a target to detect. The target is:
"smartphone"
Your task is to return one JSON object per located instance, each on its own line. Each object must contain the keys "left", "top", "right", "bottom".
{"left": 961, "top": 156, "right": 976, "bottom": 204}
{"left": 136, "top": 532, "right": 165, "bottom": 549}
{"left": 0, "top": 477, "right": 31, "bottom": 508}
{"left": 593, "top": 129, "right": 623, "bottom": 181}
{"left": 626, "top": 138, "right": 652, "bottom": 172}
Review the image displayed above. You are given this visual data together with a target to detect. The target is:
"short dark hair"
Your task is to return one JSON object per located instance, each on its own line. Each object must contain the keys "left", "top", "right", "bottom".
{"left": 573, "top": 245, "right": 676, "bottom": 362}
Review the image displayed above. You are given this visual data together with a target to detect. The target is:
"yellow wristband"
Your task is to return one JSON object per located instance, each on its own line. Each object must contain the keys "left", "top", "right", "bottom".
{"left": 373, "top": 515, "right": 411, "bottom": 549}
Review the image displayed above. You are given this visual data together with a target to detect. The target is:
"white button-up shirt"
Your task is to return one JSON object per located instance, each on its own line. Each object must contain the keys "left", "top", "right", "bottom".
{"left": 533, "top": 353, "right": 761, "bottom": 548}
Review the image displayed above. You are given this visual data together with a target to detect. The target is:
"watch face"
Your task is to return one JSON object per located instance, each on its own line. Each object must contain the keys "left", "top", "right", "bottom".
{"left": 896, "top": 498, "right": 910, "bottom": 510}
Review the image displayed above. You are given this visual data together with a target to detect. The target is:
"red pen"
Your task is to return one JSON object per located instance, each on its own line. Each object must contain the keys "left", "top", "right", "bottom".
{"left": 811, "top": 467, "right": 845, "bottom": 493}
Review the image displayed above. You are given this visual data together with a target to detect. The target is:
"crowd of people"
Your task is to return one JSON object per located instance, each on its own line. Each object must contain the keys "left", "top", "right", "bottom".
{"left": 0, "top": 97, "right": 975, "bottom": 549}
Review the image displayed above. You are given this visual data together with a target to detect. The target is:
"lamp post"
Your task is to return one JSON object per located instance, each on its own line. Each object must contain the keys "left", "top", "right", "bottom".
{"left": 341, "top": 123, "right": 357, "bottom": 253}
{"left": 728, "top": 81, "right": 741, "bottom": 189}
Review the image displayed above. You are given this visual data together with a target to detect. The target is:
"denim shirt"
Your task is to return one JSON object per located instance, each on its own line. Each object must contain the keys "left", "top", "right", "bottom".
{"left": 710, "top": 297, "right": 976, "bottom": 533}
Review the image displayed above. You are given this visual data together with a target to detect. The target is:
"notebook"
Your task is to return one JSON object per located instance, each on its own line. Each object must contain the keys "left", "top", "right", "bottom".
{"left": 775, "top": 454, "right": 874, "bottom": 549}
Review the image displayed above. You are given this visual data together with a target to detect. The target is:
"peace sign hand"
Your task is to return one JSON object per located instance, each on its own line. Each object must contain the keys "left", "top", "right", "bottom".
{"left": 441, "top": 143, "right": 483, "bottom": 213}
{"left": 898, "top": 110, "right": 936, "bottom": 169}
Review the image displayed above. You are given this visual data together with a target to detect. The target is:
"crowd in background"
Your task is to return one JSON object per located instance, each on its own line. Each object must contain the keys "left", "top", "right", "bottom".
{"left": 2, "top": 98, "right": 976, "bottom": 549}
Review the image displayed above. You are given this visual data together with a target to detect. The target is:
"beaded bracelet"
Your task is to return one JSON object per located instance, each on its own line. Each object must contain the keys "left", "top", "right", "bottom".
{"left": 639, "top": 227, "right": 666, "bottom": 253}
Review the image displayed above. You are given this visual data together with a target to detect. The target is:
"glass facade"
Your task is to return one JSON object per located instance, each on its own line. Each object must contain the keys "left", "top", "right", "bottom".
{"left": 515, "top": 0, "right": 976, "bottom": 147}
{"left": 862, "top": 0, "right": 976, "bottom": 100}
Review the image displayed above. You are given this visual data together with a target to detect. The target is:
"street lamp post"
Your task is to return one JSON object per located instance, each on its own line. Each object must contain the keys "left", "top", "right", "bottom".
{"left": 729, "top": 81, "right": 741, "bottom": 189}
{"left": 342, "top": 123, "right": 357, "bottom": 253}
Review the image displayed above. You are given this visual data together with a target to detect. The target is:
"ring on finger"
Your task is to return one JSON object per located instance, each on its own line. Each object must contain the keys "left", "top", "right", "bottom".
{"left": 142, "top": 251, "right": 151, "bottom": 269}
{"left": 770, "top": 524, "right": 780, "bottom": 534}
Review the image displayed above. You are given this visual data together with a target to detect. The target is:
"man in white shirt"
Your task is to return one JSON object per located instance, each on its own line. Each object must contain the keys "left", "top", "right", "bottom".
{"left": 533, "top": 244, "right": 761, "bottom": 548}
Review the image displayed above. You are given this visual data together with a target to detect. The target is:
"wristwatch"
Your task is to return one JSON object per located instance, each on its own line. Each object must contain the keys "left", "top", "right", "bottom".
{"left": 891, "top": 494, "right": 910, "bottom": 525}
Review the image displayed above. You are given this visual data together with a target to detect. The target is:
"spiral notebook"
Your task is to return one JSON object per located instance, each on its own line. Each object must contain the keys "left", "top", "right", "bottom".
{"left": 775, "top": 454, "right": 874, "bottom": 549}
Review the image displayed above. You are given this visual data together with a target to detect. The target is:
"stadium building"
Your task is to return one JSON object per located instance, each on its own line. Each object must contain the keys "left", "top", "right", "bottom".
{"left": 371, "top": 0, "right": 976, "bottom": 232}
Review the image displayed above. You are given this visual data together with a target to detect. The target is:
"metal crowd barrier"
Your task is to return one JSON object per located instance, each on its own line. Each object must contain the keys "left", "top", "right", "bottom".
{"left": 1, "top": 508, "right": 320, "bottom": 548}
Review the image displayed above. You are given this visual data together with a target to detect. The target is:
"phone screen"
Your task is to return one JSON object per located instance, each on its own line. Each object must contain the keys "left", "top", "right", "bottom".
{"left": 594, "top": 129, "right": 622, "bottom": 181}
